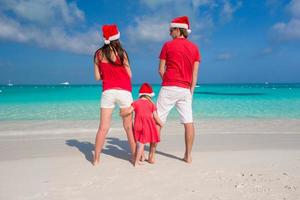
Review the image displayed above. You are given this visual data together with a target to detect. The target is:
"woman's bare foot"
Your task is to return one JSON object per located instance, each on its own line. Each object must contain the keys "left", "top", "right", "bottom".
{"left": 92, "top": 152, "right": 100, "bottom": 166}
{"left": 183, "top": 153, "right": 192, "bottom": 163}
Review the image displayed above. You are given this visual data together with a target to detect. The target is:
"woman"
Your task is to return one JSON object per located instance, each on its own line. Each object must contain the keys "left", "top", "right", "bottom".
{"left": 93, "top": 24, "right": 136, "bottom": 165}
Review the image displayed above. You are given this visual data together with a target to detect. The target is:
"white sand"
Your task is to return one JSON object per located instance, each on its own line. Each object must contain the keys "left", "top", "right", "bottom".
{"left": 0, "top": 119, "right": 300, "bottom": 200}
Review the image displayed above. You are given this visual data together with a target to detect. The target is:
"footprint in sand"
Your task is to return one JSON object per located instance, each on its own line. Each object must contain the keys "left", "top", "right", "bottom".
{"left": 284, "top": 185, "right": 297, "bottom": 191}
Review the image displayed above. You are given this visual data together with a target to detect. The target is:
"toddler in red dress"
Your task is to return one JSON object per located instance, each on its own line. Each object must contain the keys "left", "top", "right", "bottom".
{"left": 120, "top": 83, "right": 163, "bottom": 166}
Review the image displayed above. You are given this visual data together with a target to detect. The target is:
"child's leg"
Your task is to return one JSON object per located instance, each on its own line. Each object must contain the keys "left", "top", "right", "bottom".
{"left": 148, "top": 143, "right": 157, "bottom": 164}
{"left": 134, "top": 142, "right": 145, "bottom": 166}
{"left": 140, "top": 148, "right": 146, "bottom": 162}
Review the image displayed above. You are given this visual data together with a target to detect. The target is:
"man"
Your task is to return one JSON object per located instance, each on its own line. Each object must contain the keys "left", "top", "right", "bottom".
{"left": 155, "top": 16, "right": 200, "bottom": 163}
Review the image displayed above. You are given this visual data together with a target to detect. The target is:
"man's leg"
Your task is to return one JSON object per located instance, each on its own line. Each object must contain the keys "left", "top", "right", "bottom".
{"left": 175, "top": 88, "right": 194, "bottom": 163}
{"left": 183, "top": 123, "right": 194, "bottom": 163}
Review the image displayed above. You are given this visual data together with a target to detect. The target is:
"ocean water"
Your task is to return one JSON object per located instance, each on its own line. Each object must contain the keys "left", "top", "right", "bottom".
{"left": 0, "top": 84, "right": 300, "bottom": 121}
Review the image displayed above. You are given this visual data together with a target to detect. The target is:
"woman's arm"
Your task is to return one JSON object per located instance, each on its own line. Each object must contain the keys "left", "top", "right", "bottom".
{"left": 153, "top": 111, "right": 163, "bottom": 127}
{"left": 94, "top": 63, "right": 101, "bottom": 81}
{"left": 190, "top": 61, "right": 199, "bottom": 95}
{"left": 120, "top": 106, "right": 134, "bottom": 117}
{"left": 94, "top": 51, "right": 102, "bottom": 81}
{"left": 158, "top": 59, "right": 166, "bottom": 80}
{"left": 123, "top": 52, "right": 132, "bottom": 78}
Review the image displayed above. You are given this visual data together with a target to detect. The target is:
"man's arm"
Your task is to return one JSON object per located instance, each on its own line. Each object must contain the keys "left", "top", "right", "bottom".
{"left": 190, "top": 61, "right": 199, "bottom": 95}
{"left": 158, "top": 59, "right": 166, "bottom": 80}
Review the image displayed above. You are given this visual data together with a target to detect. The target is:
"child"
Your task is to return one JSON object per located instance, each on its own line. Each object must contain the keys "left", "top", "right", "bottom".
{"left": 120, "top": 83, "right": 163, "bottom": 166}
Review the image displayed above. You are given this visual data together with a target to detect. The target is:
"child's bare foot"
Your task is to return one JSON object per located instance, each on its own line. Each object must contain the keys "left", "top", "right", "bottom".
{"left": 134, "top": 161, "right": 144, "bottom": 167}
{"left": 140, "top": 154, "right": 146, "bottom": 162}
{"left": 147, "top": 156, "right": 155, "bottom": 164}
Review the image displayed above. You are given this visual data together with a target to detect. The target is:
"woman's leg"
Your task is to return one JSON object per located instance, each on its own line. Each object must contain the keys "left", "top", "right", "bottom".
{"left": 120, "top": 109, "right": 136, "bottom": 162}
{"left": 148, "top": 142, "right": 157, "bottom": 164}
{"left": 93, "top": 108, "right": 114, "bottom": 165}
{"left": 134, "top": 142, "right": 145, "bottom": 167}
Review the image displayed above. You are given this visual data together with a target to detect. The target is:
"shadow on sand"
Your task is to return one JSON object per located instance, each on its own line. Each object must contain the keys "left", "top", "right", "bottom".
{"left": 65, "top": 137, "right": 182, "bottom": 164}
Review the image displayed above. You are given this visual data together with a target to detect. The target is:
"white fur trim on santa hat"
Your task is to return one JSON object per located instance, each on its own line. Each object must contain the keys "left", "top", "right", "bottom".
{"left": 170, "top": 23, "right": 191, "bottom": 34}
{"left": 103, "top": 32, "right": 120, "bottom": 44}
{"left": 139, "top": 92, "right": 155, "bottom": 97}
{"left": 170, "top": 22, "right": 188, "bottom": 29}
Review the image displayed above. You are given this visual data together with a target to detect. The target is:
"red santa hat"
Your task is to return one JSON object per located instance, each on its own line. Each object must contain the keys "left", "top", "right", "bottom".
{"left": 139, "top": 83, "right": 155, "bottom": 97}
{"left": 102, "top": 24, "right": 120, "bottom": 44}
{"left": 170, "top": 16, "right": 191, "bottom": 34}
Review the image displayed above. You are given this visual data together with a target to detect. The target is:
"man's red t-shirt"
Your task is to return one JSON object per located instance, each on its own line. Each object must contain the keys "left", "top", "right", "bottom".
{"left": 159, "top": 38, "right": 200, "bottom": 89}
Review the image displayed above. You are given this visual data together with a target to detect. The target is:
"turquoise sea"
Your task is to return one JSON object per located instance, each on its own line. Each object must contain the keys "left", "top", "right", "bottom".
{"left": 0, "top": 84, "right": 300, "bottom": 121}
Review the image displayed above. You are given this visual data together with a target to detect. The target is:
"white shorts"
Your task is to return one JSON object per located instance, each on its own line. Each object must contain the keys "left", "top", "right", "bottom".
{"left": 100, "top": 89, "right": 133, "bottom": 108}
{"left": 157, "top": 86, "right": 193, "bottom": 124}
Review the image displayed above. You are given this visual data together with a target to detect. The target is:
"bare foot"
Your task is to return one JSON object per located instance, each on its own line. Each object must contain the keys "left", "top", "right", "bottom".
{"left": 134, "top": 161, "right": 144, "bottom": 167}
{"left": 140, "top": 155, "right": 146, "bottom": 162}
{"left": 183, "top": 155, "right": 192, "bottom": 164}
{"left": 147, "top": 157, "right": 155, "bottom": 164}
{"left": 92, "top": 152, "right": 100, "bottom": 166}
{"left": 93, "top": 156, "right": 100, "bottom": 166}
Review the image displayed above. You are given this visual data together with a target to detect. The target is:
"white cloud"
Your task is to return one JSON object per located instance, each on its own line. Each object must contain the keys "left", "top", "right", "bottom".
{"left": 272, "top": 0, "right": 300, "bottom": 41}
{"left": 126, "top": 16, "right": 169, "bottom": 43}
{"left": 216, "top": 52, "right": 233, "bottom": 60}
{"left": 140, "top": 0, "right": 175, "bottom": 9}
{"left": 220, "top": 0, "right": 242, "bottom": 23}
{"left": 127, "top": 0, "right": 239, "bottom": 44}
{"left": 0, "top": 0, "right": 85, "bottom": 25}
{"left": 273, "top": 19, "right": 300, "bottom": 40}
{"left": 0, "top": 0, "right": 97, "bottom": 55}
{"left": 288, "top": 0, "right": 300, "bottom": 18}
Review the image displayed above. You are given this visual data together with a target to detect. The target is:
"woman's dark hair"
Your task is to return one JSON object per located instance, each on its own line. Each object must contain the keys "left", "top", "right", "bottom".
{"left": 179, "top": 28, "right": 188, "bottom": 38}
{"left": 94, "top": 39, "right": 129, "bottom": 66}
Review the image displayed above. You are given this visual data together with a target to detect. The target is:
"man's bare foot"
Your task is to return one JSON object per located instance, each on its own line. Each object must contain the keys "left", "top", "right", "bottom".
{"left": 93, "top": 156, "right": 100, "bottom": 166}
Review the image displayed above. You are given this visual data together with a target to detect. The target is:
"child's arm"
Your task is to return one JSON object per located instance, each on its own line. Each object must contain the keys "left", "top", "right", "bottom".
{"left": 119, "top": 106, "right": 134, "bottom": 117}
{"left": 153, "top": 111, "right": 163, "bottom": 127}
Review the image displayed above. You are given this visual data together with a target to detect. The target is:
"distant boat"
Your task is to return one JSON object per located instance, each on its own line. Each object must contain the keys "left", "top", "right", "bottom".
{"left": 60, "top": 82, "right": 70, "bottom": 85}
{"left": 265, "top": 82, "right": 269, "bottom": 84}
{"left": 8, "top": 80, "right": 13, "bottom": 86}
{"left": 195, "top": 85, "right": 200, "bottom": 88}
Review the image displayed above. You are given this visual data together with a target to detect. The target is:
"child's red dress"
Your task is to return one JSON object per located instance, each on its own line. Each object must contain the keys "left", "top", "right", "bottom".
{"left": 131, "top": 99, "right": 160, "bottom": 144}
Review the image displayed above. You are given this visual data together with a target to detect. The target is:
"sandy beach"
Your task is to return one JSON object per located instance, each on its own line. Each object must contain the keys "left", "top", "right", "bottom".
{"left": 1, "top": 119, "right": 300, "bottom": 200}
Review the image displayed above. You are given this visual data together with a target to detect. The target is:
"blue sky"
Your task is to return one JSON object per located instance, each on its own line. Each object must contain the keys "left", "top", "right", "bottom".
{"left": 0, "top": 0, "right": 299, "bottom": 85}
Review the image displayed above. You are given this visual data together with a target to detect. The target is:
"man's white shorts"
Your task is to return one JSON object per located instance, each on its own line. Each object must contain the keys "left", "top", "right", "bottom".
{"left": 157, "top": 86, "right": 193, "bottom": 124}
{"left": 100, "top": 89, "right": 133, "bottom": 108}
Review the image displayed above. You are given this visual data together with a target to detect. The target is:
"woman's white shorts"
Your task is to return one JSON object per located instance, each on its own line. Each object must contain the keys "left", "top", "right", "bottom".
{"left": 100, "top": 89, "right": 133, "bottom": 109}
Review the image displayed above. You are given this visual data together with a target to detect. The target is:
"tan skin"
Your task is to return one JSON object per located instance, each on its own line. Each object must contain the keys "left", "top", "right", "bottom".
{"left": 93, "top": 47, "right": 136, "bottom": 166}
{"left": 120, "top": 97, "right": 163, "bottom": 166}
{"left": 158, "top": 27, "right": 200, "bottom": 163}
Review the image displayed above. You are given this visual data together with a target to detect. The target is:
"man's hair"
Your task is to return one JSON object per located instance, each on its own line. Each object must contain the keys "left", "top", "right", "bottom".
{"left": 179, "top": 28, "right": 188, "bottom": 38}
